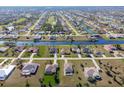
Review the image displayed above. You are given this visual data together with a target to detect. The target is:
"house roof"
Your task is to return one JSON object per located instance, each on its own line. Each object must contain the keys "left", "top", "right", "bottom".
{"left": 22, "top": 63, "right": 39, "bottom": 74}
{"left": 7, "top": 26, "right": 14, "bottom": 31}
{"left": 15, "top": 46, "right": 24, "bottom": 52}
{"left": 84, "top": 67, "right": 99, "bottom": 78}
{"left": 64, "top": 63, "right": 73, "bottom": 73}
{"left": 0, "top": 65, "right": 16, "bottom": 80}
{"left": 27, "top": 47, "right": 38, "bottom": 53}
{"left": 45, "top": 63, "right": 58, "bottom": 73}
{"left": 33, "top": 35, "right": 41, "bottom": 39}
{"left": 49, "top": 48, "right": 57, "bottom": 53}
{"left": 0, "top": 70, "right": 6, "bottom": 78}
{"left": 104, "top": 45, "right": 116, "bottom": 51}
{"left": 0, "top": 47, "right": 9, "bottom": 52}
{"left": 87, "top": 69, "right": 95, "bottom": 77}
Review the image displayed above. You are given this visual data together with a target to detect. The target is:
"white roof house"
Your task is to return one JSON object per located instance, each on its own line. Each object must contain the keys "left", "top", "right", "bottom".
{"left": 0, "top": 65, "right": 16, "bottom": 80}
{"left": 64, "top": 63, "right": 73, "bottom": 76}
{"left": 7, "top": 26, "right": 15, "bottom": 31}
{"left": 0, "top": 47, "right": 9, "bottom": 52}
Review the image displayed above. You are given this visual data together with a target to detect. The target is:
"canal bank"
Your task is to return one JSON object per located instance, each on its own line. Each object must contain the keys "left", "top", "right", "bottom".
{"left": 1, "top": 39, "right": 124, "bottom": 46}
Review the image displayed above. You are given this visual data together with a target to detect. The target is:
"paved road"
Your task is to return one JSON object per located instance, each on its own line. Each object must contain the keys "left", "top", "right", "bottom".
{"left": 59, "top": 13, "right": 80, "bottom": 35}
{"left": 28, "top": 11, "right": 47, "bottom": 33}
{"left": 1, "top": 57, "right": 124, "bottom": 60}
{"left": 10, "top": 49, "right": 27, "bottom": 65}
{"left": 29, "top": 53, "right": 36, "bottom": 63}
{"left": 90, "top": 54, "right": 100, "bottom": 70}
{"left": 54, "top": 53, "right": 57, "bottom": 64}
{"left": 61, "top": 55, "right": 64, "bottom": 58}
{"left": 0, "top": 59, "right": 8, "bottom": 66}
{"left": 78, "top": 54, "right": 82, "bottom": 58}
{"left": 18, "top": 49, "right": 26, "bottom": 58}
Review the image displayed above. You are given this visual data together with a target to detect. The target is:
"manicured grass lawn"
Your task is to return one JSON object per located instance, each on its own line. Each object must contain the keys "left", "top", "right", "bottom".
{"left": 14, "top": 18, "right": 26, "bottom": 24}
{"left": 0, "top": 25, "right": 4, "bottom": 29}
{"left": 43, "top": 75, "right": 56, "bottom": 86}
{"left": 13, "top": 18, "right": 26, "bottom": 24}
{"left": 0, "top": 59, "right": 4, "bottom": 63}
{"left": 1, "top": 59, "right": 12, "bottom": 67}
{"left": 34, "top": 46, "right": 49, "bottom": 58}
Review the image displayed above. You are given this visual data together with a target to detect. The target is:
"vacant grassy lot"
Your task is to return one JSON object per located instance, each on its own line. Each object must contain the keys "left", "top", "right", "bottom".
{"left": 95, "top": 59, "right": 124, "bottom": 87}
{"left": 34, "top": 46, "right": 50, "bottom": 58}
{"left": 14, "top": 18, "right": 26, "bottom": 25}
{"left": 47, "top": 16, "right": 56, "bottom": 26}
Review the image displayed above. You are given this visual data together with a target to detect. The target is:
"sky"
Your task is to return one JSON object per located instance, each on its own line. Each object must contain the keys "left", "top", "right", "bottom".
{"left": 0, "top": 0, "right": 124, "bottom": 6}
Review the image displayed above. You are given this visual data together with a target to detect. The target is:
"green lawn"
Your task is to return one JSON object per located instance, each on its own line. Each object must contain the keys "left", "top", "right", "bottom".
{"left": 34, "top": 46, "right": 49, "bottom": 58}
{"left": 14, "top": 18, "right": 26, "bottom": 24}
{"left": 43, "top": 64, "right": 60, "bottom": 87}
{"left": 43, "top": 75, "right": 56, "bottom": 86}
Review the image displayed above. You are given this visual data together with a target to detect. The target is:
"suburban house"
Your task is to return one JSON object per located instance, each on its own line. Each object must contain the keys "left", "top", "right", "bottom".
{"left": 33, "top": 35, "right": 42, "bottom": 41}
{"left": 21, "top": 63, "right": 39, "bottom": 76}
{"left": 94, "top": 51, "right": 104, "bottom": 57}
{"left": 71, "top": 47, "right": 78, "bottom": 53}
{"left": 49, "top": 36, "right": 56, "bottom": 40}
{"left": 49, "top": 48, "right": 58, "bottom": 54}
{"left": 27, "top": 47, "right": 39, "bottom": 53}
{"left": 45, "top": 63, "right": 58, "bottom": 74}
{"left": 104, "top": 45, "right": 117, "bottom": 52}
{"left": 0, "top": 47, "right": 9, "bottom": 52}
{"left": 60, "top": 48, "right": 70, "bottom": 55}
{"left": 6, "top": 26, "right": 15, "bottom": 31}
{"left": 0, "top": 65, "right": 16, "bottom": 80}
{"left": 113, "top": 51, "right": 124, "bottom": 57}
{"left": 3, "top": 35, "right": 18, "bottom": 39}
{"left": 77, "top": 48, "right": 81, "bottom": 54}
{"left": 107, "top": 34, "right": 124, "bottom": 39}
{"left": 84, "top": 67, "right": 101, "bottom": 80}
{"left": 71, "top": 47, "right": 81, "bottom": 54}
{"left": 81, "top": 47, "right": 92, "bottom": 54}
{"left": 64, "top": 62, "right": 74, "bottom": 76}
{"left": 15, "top": 46, "right": 25, "bottom": 52}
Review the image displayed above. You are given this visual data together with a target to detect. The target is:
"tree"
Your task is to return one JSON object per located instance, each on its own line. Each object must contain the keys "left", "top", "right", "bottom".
{"left": 25, "top": 79, "right": 30, "bottom": 87}
{"left": 84, "top": 83, "right": 89, "bottom": 87}
{"left": 78, "top": 83, "right": 82, "bottom": 87}
{"left": 88, "top": 77, "right": 96, "bottom": 83}
{"left": 54, "top": 74, "right": 60, "bottom": 84}
{"left": 49, "top": 82, "right": 52, "bottom": 87}
{"left": 116, "top": 44, "right": 122, "bottom": 50}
